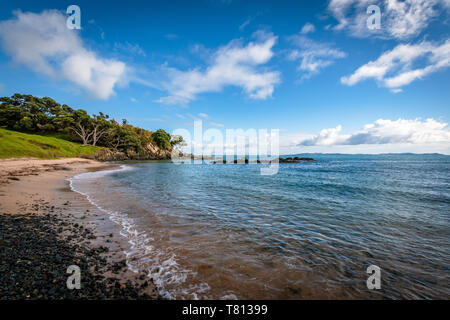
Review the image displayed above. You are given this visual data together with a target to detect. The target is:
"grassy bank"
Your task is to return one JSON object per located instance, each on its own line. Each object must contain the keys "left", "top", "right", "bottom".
{"left": 0, "top": 128, "right": 102, "bottom": 159}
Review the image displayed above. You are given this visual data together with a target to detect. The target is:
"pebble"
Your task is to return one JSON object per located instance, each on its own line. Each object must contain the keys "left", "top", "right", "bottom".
{"left": 0, "top": 212, "right": 160, "bottom": 300}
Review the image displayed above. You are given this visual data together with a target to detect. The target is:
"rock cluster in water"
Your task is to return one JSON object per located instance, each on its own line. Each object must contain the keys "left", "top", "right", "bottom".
{"left": 211, "top": 157, "right": 316, "bottom": 164}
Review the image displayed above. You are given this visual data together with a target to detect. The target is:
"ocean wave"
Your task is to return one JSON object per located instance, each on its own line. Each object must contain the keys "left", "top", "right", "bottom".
{"left": 67, "top": 165, "right": 209, "bottom": 299}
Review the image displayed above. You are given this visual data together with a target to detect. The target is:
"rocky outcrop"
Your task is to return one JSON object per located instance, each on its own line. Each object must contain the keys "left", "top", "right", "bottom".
{"left": 211, "top": 157, "right": 316, "bottom": 164}
{"left": 278, "top": 157, "right": 316, "bottom": 163}
{"left": 93, "top": 142, "right": 180, "bottom": 161}
{"left": 93, "top": 149, "right": 129, "bottom": 161}
{"left": 142, "top": 142, "right": 173, "bottom": 160}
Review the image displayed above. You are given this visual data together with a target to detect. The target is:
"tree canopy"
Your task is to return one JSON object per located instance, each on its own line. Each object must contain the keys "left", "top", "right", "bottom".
{"left": 0, "top": 94, "right": 183, "bottom": 155}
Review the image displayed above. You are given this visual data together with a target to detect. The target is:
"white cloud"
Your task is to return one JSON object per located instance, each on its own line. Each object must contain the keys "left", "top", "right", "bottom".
{"left": 156, "top": 31, "right": 280, "bottom": 105}
{"left": 298, "top": 119, "right": 450, "bottom": 147}
{"left": 62, "top": 51, "right": 126, "bottom": 99}
{"left": 114, "top": 42, "right": 146, "bottom": 57}
{"left": 341, "top": 40, "right": 450, "bottom": 91}
{"left": 210, "top": 122, "right": 225, "bottom": 127}
{"left": 239, "top": 18, "right": 252, "bottom": 31}
{"left": 328, "top": 0, "right": 449, "bottom": 39}
{"left": 299, "top": 125, "right": 346, "bottom": 146}
{"left": 300, "top": 23, "right": 316, "bottom": 34}
{"left": 0, "top": 10, "right": 127, "bottom": 99}
{"left": 130, "top": 97, "right": 138, "bottom": 103}
{"left": 287, "top": 34, "right": 346, "bottom": 79}
{"left": 198, "top": 113, "right": 209, "bottom": 119}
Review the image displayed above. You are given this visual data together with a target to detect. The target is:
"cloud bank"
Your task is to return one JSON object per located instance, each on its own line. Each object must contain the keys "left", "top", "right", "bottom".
{"left": 298, "top": 118, "right": 450, "bottom": 147}
{"left": 0, "top": 10, "right": 127, "bottom": 99}
{"left": 328, "top": 0, "right": 450, "bottom": 40}
{"left": 341, "top": 40, "right": 450, "bottom": 91}
{"left": 156, "top": 31, "right": 280, "bottom": 105}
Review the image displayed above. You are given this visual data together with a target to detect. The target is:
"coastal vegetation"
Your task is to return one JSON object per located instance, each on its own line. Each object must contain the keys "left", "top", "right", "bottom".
{"left": 0, "top": 94, "right": 183, "bottom": 160}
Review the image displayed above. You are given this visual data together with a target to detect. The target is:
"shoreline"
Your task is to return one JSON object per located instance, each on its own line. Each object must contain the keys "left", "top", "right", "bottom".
{"left": 0, "top": 158, "right": 160, "bottom": 299}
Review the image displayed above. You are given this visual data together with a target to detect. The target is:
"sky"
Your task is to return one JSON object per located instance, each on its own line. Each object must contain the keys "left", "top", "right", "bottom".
{"left": 0, "top": 0, "right": 449, "bottom": 154}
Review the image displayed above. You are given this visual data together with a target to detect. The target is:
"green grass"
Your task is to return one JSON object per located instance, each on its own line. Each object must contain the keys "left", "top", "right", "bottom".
{"left": 0, "top": 128, "right": 102, "bottom": 159}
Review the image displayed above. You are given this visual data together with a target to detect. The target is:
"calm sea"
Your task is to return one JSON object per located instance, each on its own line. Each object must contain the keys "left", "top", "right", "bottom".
{"left": 70, "top": 154, "right": 450, "bottom": 299}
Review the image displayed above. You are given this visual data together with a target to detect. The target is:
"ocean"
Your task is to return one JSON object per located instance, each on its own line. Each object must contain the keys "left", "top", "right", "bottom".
{"left": 69, "top": 154, "right": 450, "bottom": 299}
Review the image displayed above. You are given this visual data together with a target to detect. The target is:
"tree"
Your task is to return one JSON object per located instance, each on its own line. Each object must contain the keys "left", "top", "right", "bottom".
{"left": 0, "top": 102, "right": 26, "bottom": 130}
{"left": 106, "top": 123, "right": 141, "bottom": 152}
{"left": 0, "top": 94, "right": 54, "bottom": 132}
{"left": 0, "top": 94, "right": 179, "bottom": 157}
{"left": 151, "top": 129, "right": 172, "bottom": 150}
{"left": 90, "top": 113, "right": 110, "bottom": 146}
{"left": 106, "top": 125, "right": 124, "bottom": 152}
{"left": 171, "top": 135, "right": 185, "bottom": 147}
{"left": 65, "top": 109, "right": 94, "bottom": 145}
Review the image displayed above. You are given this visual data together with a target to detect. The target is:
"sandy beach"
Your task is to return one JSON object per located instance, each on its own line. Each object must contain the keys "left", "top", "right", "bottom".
{"left": 0, "top": 158, "right": 160, "bottom": 299}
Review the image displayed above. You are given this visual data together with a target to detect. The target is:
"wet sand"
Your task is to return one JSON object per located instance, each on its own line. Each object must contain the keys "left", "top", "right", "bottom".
{"left": 0, "top": 158, "right": 160, "bottom": 299}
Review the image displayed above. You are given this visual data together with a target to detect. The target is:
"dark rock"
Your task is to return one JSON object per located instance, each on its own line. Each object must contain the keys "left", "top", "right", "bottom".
{"left": 0, "top": 212, "right": 157, "bottom": 300}
{"left": 277, "top": 157, "right": 316, "bottom": 163}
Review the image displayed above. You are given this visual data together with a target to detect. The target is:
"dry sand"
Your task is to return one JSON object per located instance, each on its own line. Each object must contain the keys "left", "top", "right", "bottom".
{"left": 0, "top": 158, "right": 112, "bottom": 213}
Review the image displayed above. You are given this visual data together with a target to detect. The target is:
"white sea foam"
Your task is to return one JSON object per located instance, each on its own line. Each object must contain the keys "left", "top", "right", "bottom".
{"left": 221, "top": 294, "right": 238, "bottom": 300}
{"left": 68, "top": 165, "right": 210, "bottom": 299}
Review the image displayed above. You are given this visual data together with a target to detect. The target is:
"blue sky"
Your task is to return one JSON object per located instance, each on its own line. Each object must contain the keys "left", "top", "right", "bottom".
{"left": 0, "top": 0, "right": 449, "bottom": 154}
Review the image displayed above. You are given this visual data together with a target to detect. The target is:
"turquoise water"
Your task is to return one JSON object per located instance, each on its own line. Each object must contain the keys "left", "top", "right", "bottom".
{"left": 71, "top": 154, "right": 450, "bottom": 299}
